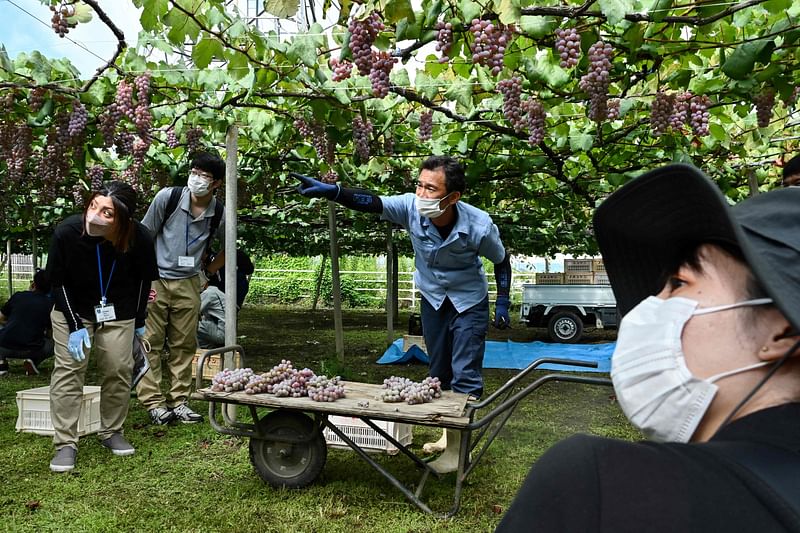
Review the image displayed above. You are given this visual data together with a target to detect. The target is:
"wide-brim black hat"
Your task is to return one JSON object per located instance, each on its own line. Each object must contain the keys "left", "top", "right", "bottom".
{"left": 593, "top": 163, "right": 800, "bottom": 333}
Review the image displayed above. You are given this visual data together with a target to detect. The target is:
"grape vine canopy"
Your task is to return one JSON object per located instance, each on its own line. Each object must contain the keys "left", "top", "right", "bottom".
{"left": 0, "top": 0, "right": 798, "bottom": 257}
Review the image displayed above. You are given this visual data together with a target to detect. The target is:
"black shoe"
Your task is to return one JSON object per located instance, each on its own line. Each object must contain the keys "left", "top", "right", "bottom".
{"left": 23, "top": 359, "right": 39, "bottom": 376}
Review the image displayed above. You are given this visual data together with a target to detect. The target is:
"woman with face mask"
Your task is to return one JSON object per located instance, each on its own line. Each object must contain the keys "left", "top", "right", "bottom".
{"left": 497, "top": 164, "right": 800, "bottom": 532}
{"left": 45, "top": 181, "right": 158, "bottom": 473}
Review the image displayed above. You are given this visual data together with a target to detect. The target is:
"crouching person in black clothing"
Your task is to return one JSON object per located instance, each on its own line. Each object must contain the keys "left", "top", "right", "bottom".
{"left": 46, "top": 181, "right": 158, "bottom": 473}
{"left": 498, "top": 164, "right": 800, "bottom": 532}
{"left": 0, "top": 269, "right": 54, "bottom": 375}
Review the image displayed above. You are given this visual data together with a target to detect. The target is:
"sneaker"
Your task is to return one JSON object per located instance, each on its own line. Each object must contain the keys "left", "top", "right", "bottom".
{"left": 50, "top": 446, "right": 77, "bottom": 473}
{"left": 171, "top": 403, "right": 203, "bottom": 424}
{"left": 148, "top": 406, "right": 176, "bottom": 425}
{"left": 0, "top": 360, "right": 8, "bottom": 377}
{"left": 101, "top": 433, "right": 135, "bottom": 456}
{"left": 23, "top": 359, "right": 39, "bottom": 376}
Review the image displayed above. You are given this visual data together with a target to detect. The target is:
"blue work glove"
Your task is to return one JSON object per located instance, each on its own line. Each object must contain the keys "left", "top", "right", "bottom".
{"left": 292, "top": 172, "right": 339, "bottom": 200}
{"left": 135, "top": 326, "right": 146, "bottom": 338}
{"left": 67, "top": 328, "right": 92, "bottom": 362}
{"left": 494, "top": 296, "right": 511, "bottom": 329}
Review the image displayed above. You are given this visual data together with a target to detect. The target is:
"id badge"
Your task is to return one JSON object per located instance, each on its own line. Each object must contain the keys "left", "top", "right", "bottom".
{"left": 178, "top": 255, "right": 195, "bottom": 267}
{"left": 94, "top": 303, "right": 117, "bottom": 323}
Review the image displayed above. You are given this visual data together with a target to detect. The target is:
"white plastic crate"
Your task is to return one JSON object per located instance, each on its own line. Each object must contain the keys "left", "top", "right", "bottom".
{"left": 323, "top": 415, "right": 413, "bottom": 455}
{"left": 16, "top": 386, "right": 101, "bottom": 437}
{"left": 564, "top": 258, "right": 593, "bottom": 272}
{"left": 593, "top": 271, "right": 610, "bottom": 285}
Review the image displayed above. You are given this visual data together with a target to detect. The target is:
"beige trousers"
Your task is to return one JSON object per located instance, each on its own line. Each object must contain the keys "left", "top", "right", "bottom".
{"left": 135, "top": 276, "right": 201, "bottom": 410}
{"left": 50, "top": 310, "right": 134, "bottom": 450}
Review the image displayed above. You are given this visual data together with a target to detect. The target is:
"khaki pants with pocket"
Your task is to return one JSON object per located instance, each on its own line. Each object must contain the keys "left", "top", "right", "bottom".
{"left": 136, "top": 276, "right": 201, "bottom": 410}
{"left": 50, "top": 310, "right": 134, "bottom": 450}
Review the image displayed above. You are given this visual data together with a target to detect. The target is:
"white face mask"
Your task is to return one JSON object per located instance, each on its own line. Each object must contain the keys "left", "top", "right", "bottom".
{"left": 611, "top": 295, "right": 773, "bottom": 443}
{"left": 188, "top": 172, "right": 212, "bottom": 196}
{"left": 85, "top": 213, "right": 113, "bottom": 237}
{"left": 415, "top": 192, "right": 452, "bottom": 219}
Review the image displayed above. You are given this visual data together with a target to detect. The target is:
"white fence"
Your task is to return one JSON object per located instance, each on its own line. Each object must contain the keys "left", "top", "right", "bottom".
{"left": 0, "top": 253, "right": 37, "bottom": 294}
{"left": 251, "top": 268, "right": 536, "bottom": 307}
{"left": 1, "top": 256, "right": 536, "bottom": 305}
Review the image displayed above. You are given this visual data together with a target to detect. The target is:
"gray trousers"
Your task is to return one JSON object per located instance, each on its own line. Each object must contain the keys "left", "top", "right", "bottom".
{"left": 49, "top": 310, "right": 134, "bottom": 450}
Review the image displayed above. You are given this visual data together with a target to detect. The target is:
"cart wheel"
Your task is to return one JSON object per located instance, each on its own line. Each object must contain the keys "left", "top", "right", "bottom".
{"left": 548, "top": 311, "right": 583, "bottom": 343}
{"left": 249, "top": 411, "right": 327, "bottom": 489}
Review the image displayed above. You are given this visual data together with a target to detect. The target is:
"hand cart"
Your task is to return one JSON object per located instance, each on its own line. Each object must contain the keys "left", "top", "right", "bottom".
{"left": 191, "top": 345, "right": 612, "bottom": 517}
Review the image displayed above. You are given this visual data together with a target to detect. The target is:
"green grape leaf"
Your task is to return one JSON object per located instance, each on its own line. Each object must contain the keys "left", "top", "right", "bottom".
{"left": 519, "top": 16, "right": 554, "bottom": 39}
{"left": 648, "top": 0, "right": 673, "bottom": 23}
{"left": 287, "top": 35, "right": 320, "bottom": 67}
{"left": 0, "top": 46, "right": 11, "bottom": 74}
{"left": 459, "top": 0, "right": 482, "bottom": 25}
{"left": 423, "top": 0, "right": 443, "bottom": 28}
{"left": 444, "top": 78, "right": 474, "bottom": 109}
{"left": 569, "top": 131, "right": 594, "bottom": 152}
{"left": 598, "top": 0, "right": 633, "bottom": 26}
{"left": 263, "top": 0, "right": 299, "bottom": 19}
{"left": 721, "top": 39, "right": 775, "bottom": 80}
{"left": 384, "top": 0, "right": 415, "bottom": 24}
{"left": 192, "top": 38, "right": 224, "bottom": 69}
{"left": 494, "top": 0, "right": 521, "bottom": 25}
{"left": 247, "top": 109, "right": 271, "bottom": 136}
{"left": 69, "top": 2, "right": 93, "bottom": 24}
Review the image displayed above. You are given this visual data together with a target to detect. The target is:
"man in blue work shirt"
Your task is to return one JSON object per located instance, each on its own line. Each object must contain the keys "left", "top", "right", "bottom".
{"left": 295, "top": 155, "right": 511, "bottom": 473}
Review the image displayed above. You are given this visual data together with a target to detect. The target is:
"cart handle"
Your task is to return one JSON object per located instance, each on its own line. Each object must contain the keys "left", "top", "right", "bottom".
{"left": 467, "top": 373, "right": 612, "bottom": 430}
{"left": 469, "top": 357, "right": 599, "bottom": 410}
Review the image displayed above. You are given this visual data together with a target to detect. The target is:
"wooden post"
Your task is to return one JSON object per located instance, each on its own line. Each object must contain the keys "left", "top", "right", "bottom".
{"left": 224, "top": 125, "right": 239, "bottom": 421}
{"left": 747, "top": 168, "right": 759, "bottom": 197}
{"left": 386, "top": 223, "right": 394, "bottom": 346}
{"left": 328, "top": 201, "right": 345, "bottom": 360}
{"left": 224, "top": 124, "right": 239, "bottom": 366}
{"left": 6, "top": 240, "right": 12, "bottom": 296}
{"left": 32, "top": 229, "right": 38, "bottom": 270}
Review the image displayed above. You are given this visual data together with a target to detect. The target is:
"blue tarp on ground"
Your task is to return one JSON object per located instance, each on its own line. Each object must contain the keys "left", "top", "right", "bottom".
{"left": 377, "top": 338, "right": 614, "bottom": 372}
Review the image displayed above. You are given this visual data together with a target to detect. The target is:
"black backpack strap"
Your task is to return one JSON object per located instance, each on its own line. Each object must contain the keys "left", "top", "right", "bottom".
{"left": 158, "top": 186, "right": 184, "bottom": 237}
{"left": 705, "top": 441, "right": 800, "bottom": 526}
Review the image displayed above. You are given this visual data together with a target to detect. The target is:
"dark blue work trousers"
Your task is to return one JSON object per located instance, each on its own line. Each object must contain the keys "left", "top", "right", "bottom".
{"left": 420, "top": 295, "right": 489, "bottom": 398}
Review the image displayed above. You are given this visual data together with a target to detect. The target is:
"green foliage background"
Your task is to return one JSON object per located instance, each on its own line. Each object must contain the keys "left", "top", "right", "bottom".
{"left": 1, "top": 0, "right": 799, "bottom": 258}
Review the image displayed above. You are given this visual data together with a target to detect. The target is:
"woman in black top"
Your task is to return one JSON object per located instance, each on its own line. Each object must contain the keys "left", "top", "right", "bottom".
{"left": 46, "top": 181, "right": 158, "bottom": 473}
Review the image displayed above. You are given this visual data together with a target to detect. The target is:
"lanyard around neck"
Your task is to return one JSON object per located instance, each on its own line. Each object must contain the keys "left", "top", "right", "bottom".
{"left": 185, "top": 212, "right": 209, "bottom": 255}
{"left": 96, "top": 244, "right": 117, "bottom": 305}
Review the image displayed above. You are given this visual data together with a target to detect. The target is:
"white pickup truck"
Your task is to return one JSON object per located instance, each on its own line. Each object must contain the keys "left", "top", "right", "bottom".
{"left": 519, "top": 283, "right": 618, "bottom": 343}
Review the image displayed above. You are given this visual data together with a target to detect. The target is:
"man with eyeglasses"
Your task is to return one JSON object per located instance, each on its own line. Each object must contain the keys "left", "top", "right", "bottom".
{"left": 136, "top": 151, "right": 226, "bottom": 425}
{"left": 295, "top": 155, "right": 511, "bottom": 473}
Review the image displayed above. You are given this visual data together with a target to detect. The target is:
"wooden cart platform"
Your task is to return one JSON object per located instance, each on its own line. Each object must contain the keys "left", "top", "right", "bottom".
{"left": 193, "top": 379, "right": 471, "bottom": 428}
{"left": 191, "top": 345, "right": 612, "bottom": 517}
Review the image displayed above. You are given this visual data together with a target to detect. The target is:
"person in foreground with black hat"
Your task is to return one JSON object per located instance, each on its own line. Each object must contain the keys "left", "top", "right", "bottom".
{"left": 496, "top": 164, "right": 800, "bottom": 532}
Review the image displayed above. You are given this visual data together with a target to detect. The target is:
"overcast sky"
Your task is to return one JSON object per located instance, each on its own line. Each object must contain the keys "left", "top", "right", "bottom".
{"left": 1, "top": 0, "right": 142, "bottom": 78}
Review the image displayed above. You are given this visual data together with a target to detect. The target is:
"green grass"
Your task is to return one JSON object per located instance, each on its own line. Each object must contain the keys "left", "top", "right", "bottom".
{"left": 0, "top": 306, "right": 640, "bottom": 532}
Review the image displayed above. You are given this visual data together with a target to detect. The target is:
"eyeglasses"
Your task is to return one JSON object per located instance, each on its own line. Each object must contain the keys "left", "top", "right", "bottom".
{"left": 192, "top": 169, "right": 215, "bottom": 181}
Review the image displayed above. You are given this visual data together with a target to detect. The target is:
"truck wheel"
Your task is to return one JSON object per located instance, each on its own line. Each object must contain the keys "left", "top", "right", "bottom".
{"left": 548, "top": 311, "right": 583, "bottom": 343}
